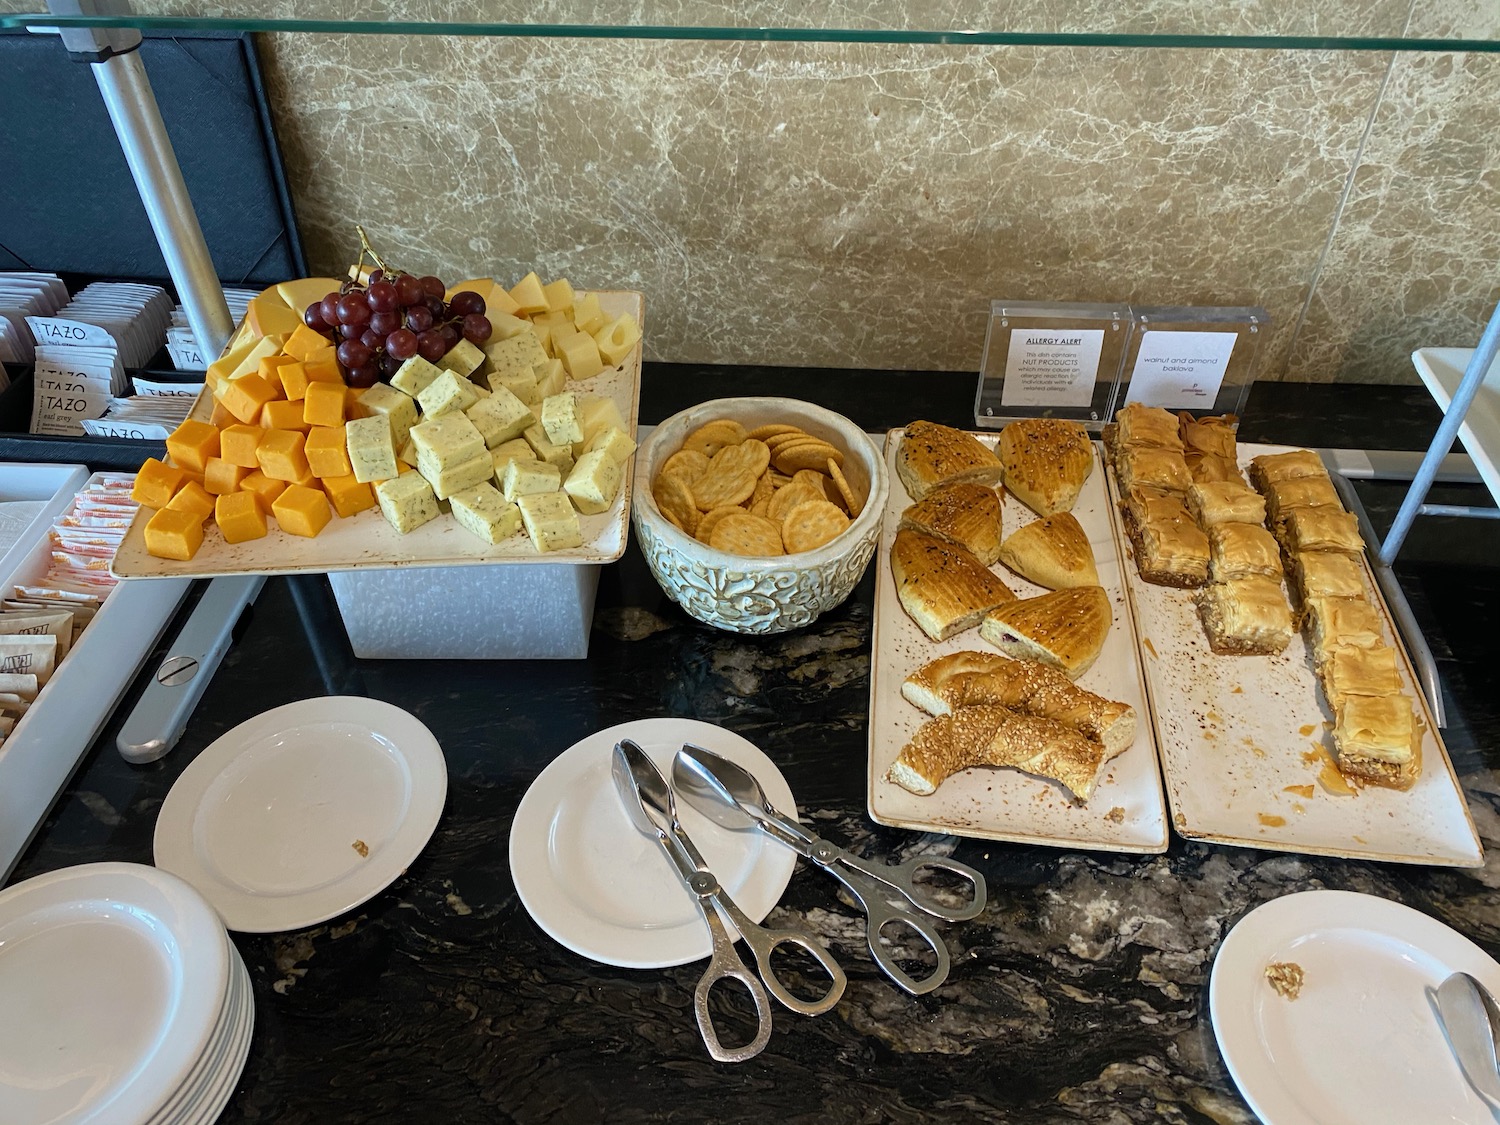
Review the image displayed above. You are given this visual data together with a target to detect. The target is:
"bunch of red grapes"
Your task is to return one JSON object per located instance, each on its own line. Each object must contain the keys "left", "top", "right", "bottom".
{"left": 302, "top": 270, "right": 493, "bottom": 388}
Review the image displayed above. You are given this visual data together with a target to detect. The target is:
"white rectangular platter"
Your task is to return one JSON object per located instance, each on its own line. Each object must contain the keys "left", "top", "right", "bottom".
{"left": 110, "top": 291, "right": 644, "bottom": 578}
{"left": 868, "top": 428, "right": 1168, "bottom": 853}
{"left": 1108, "top": 441, "right": 1481, "bottom": 867}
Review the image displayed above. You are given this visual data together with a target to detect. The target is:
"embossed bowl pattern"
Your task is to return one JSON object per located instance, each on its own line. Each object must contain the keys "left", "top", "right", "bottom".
{"left": 632, "top": 397, "right": 889, "bottom": 634}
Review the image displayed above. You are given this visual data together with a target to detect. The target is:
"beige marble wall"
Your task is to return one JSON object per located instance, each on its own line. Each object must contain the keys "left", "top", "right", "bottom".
{"left": 9, "top": 0, "right": 1498, "bottom": 383}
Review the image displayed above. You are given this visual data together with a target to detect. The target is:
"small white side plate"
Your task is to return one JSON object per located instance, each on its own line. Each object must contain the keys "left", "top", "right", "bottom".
{"left": 0, "top": 862, "right": 228, "bottom": 1125}
{"left": 155, "top": 697, "right": 447, "bottom": 933}
{"left": 509, "top": 718, "right": 798, "bottom": 969}
{"left": 1211, "top": 889, "right": 1500, "bottom": 1125}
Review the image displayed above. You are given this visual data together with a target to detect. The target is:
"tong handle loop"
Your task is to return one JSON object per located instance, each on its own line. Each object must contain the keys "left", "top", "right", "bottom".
{"left": 693, "top": 900, "right": 773, "bottom": 1064}
{"left": 862, "top": 894, "right": 952, "bottom": 997}
{"left": 837, "top": 850, "right": 987, "bottom": 922}
{"left": 716, "top": 894, "right": 846, "bottom": 1017}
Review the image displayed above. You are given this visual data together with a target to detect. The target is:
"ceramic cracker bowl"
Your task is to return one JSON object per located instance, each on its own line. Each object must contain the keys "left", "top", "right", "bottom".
{"left": 632, "top": 396, "right": 890, "bottom": 634}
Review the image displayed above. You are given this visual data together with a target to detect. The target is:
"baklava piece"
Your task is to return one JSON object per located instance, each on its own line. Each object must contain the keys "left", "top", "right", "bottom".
{"left": 1292, "top": 550, "right": 1366, "bottom": 603}
{"left": 1186, "top": 452, "right": 1244, "bottom": 485}
{"left": 1282, "top": 507, "right": 1364, "bottom": 557}
{"left": 1320, "top": 643, "right": 1403, "bottom": 703}
{"left": 1111, "top": 403, "right": 1184, "bottom": 454}
{"left": 1264, "top": 475, "right": 1342, "bottom": 527}
{"left": 1248, "top": 448, "right": 1329, "bottom": 491}
{"left": 1209, "top": 522, "right": 1284, "bottom": 582}
{"left": 1188, "top": 480, "right": 1267, "bottom": 529}
{"left": 1196, "top": 575, "right": 1294, "bottom": 655}
{"left": 1116, "top": 446, "right": 1193, "bottom": 495}
{"left": 1304, "top": 595, "right": 1385, "bottom": 657}
{"left": 1179, "top": 412, "right": 1238, "bottom": 460}
{"left": 1333, "top": 694, "right": 1421, "bottom": 791}
{"left": 1120, "top": 486, "right": 1209, "bottom": 587}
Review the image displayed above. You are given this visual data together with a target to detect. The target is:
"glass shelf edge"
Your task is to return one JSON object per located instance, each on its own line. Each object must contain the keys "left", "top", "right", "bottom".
{"left": 2, "top": 13, "right": 1498, "bottom": 52}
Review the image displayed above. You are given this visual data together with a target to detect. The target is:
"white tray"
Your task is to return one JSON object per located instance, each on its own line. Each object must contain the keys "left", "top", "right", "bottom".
{"left": 1108, "top": 442, "right": 1481, "bottom": 867}
{"left": 0, "top": 469, "right": 191, "bottom": 879}
{"left": 867, "top": 430, "right": 1168, "bottom": 854}
{"left": 110, "top": 291, "right": 644, "bottom": 578}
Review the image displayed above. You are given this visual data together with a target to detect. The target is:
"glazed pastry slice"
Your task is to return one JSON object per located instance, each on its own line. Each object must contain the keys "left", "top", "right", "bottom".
{"left": 895, "top": 420, "right": 1003, "bottom": 501}
{"left": 978, "top": 585, "right": 1112, "bottom": 679}
{"left": 998, "top": 418, "right": 1094, "bottom": 516}
{"left": 995, "top": 512, "right": 1099, "bottom": 590}
{"left": 889, "top": 529, "right": 1015, "bottom": 641}
{"left": 898, "top": 481, "right": 1004, "bottom": 566}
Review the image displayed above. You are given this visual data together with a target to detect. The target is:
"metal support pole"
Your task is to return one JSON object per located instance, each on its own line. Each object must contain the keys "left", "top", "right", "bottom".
{"left": 41, "top": 0, "right": 233, "bottom": 358}
{"left": 1379, "top": 299, "right": 1500, "bottom": 565}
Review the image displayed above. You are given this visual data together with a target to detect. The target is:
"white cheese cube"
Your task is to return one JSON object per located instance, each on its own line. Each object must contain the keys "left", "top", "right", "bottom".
{"left": 518, "top": 491, "right": 584, "bottom": 552}
{"left": 556, "top": 329, "right": 604, "bottom": 380}
{"left": 449, "top": 482, "right": 522, "bottom": 545}
{"left": 486, "top": 368, "right": 538, "bottom": 405}
{"left": 354, "top": 383, "right": 419, "bottom": 448}
{"left": 483, "top": 332, "right": 546, "bottom": 376}
{"left": 503, "top": 459, "right": 563, "bottom": 502}
{"left": 523, "top": 422, "right": 575, "bottom": 477}
{"left": 531, "top": 320, "right": 555, "bottom": 357}
{"left": 390, "top": 355, "right": 444, "bottom": 398}
{"left": 540, "top": 392, "right": 583, "bottom": 446}
{"left": 417, "top": 369, "right": 481, "bottom": 417}
{"left": 579, "top": 395, "right": 627, "bottom": 443}
{"left": 465, "top": 386, "right": 533, "bottom": 449}
{"left": 533, "top": 358, "right": 566, "bottom": 399}
{"left": 542, "top": 278, "right": 575, "bottom": 313}
{"left": 572, "top": 292, "right": 605, "bottom": 335}
{"left": 583, "top": 425, "right": 638, "bottom": 466}
{"left": 375, "top": 472, "right": 440, "bottom": 534}
{"left": 425, "top": 450, "right": 496, "bottom": 500}
{"left": 410, "top": 412, "right": 486, "bottom": 475}
{"left": 594, "top": 313, "right": 641, "bottom": 366}
{"left": 345, "top": 415, "right": 398, "bottom": 484}
{"left": 439, "top": 338, "right": 485, "bottom": 377}
{"left": 489, "top": 311, "right": 532, "bottom": 341}
{"left": 563, "top": 449, "right": 623, "bottom": 515}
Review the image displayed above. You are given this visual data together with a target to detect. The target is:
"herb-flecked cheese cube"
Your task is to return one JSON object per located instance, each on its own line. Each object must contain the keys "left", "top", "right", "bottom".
{"left": 345, "top": 415, "right": 398, "bottom": 484}
{"left": 540, "top": 392, "right": 583, "bottom": 446}
{"left": 563, "top": 449, "right": 622, "bottom": 515}
{"left": 502, "top": 458, "right": 562, "bottom": 502}
{"left": 355, "top": 382, "right": 418, "bottom": 446}
{"left": 517, "top": 490, "right": 583, "bottom": 552}
{"left": 411, "top": 412, "right": 485, "bottom": 475}
{"left": 424, "top": 451, "right": 496, "bottom": 500}
{"left": 523, "top": 423, "right": 575, "bottom": 477}
{"left": 491, "top": 438, "right": 536, "bottom": 481}
{"left": 375, "top": 472, "right": 440, "bottom": 534}
{"left": 465, "top": 387, "right": 532, "bottom": 449}
{"left": 449, "top": 482, "right": 522, "bottom": 544}
{"left": 533, "top": 358, "right": 566, "bottom": 399}
{"left": 417, "top": 369, "right": 481, "bottom": 417}
{"left": 438, "top": 339, "right": 485, "bottom": 377}
{"left": 483, "top": 332, "right": 547, "bottom": 377}
{"left": 390, "top": 355, "right": 444, "bottom": 398}
{"left": 486, "top": 368, "right": 538, "bottom": 405}
{"left": 584, "top": 425, "right": 638, "bottom": 466}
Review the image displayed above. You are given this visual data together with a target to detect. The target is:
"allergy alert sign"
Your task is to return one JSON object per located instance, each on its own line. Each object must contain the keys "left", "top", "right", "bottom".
{"left": 999, "top": 329, "right": 1105, "bottom": 408}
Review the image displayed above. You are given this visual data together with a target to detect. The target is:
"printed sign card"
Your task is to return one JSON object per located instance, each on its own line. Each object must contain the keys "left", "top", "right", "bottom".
{"left": 975, "top": 301, "right": 1129, "bottom": 431}
{"left": 1117, "top": 306, "right": 1267, "bottom": 420}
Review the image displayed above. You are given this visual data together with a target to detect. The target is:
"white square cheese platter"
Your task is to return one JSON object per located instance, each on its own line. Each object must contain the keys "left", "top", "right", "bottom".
{"left": 1107, "top": 442, "right": 1481, "bottom": 867}
{"left": 867, "top": 428, "right": 1169, "bottom": 854}
{"left": 109, "top": 291, "right": 644, "bottom": 578}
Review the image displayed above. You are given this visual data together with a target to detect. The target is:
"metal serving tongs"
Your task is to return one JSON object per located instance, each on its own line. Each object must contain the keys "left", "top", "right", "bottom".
{"left": 673, "top": 744, "right": 987, "bottom": 996}
{"left": 611, "top": 740, "right": 847, "bottom": 1063}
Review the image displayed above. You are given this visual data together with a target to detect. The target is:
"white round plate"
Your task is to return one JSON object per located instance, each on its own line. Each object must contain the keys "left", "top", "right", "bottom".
{"left": 509, "top": 718, "right": 798, "bottom": 969}
{"left": 154, "top": 697, "right": 447, "bottom": 933}
{"left": 1210, "top": 889, "right": 1500, "bottom": 1125}
{"left": 147, "top": 940, "right": 250, "bottom": 1125}
{"left": 0, "top": 862, "right": 228, "bottom": 1125}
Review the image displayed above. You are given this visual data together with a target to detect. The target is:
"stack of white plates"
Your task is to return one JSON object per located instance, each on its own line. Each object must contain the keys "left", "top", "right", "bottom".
{"left": 0, "top": 862, "right": 254, "bottom": 1125}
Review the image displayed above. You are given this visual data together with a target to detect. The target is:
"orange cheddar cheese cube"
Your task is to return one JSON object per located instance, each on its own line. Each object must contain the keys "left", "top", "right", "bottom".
{"left": 166, "top": 480, "right": 215, "bottom": 522}
{"left": 304, "top": 426, "right": 352, "bottom": 478}
{"left": 256, "top": 354, "right": 295, "bottom": 384}
{"left": 256, "top": 429, "right": 309, "bottom": 482}
{"left": 144, "top": 507, "right": 204, "bottom": 561}
{"left": 240, "top": 470, "right": 287, "bottom": 512}
{"left": 203, "top": 456, "right": 249, "bottom": 496}
{"left": 260, "top": 398, "right": 311, "bottom": 433}
{"left": 302, "top": 380, "right": 347, "bottom": 429}
{"left": 302, "top": 347, "right": 342, "bottom": 385}
{"left": 277, "top": 361, "right": 310, "bottom": 401}
{"left": 218, "top": 372, "right": 280, "bottom": 425}
{"left": 219, "top": 424, "right": 265, "bottom": 469}
{"left": 164, "top": 419, "right": 221, "bottom": 474}
{"left": 272, "top": 484, "right": 332, "bottom": 538}
{"left": 282, "top": 323, "right": 332, "bottom": 362}
{"left": 321, "top": 474, "right": 376, "bottom": 518}
{"left": 131, "top": 458, "right": 186, "bottom": 509}
{"left": 214, "top": 491, "right": 268, "bottom": 543}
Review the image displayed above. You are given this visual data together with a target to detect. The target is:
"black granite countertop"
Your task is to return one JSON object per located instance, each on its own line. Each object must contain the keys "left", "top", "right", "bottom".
{"left": 10, "top": 369, "right": 1500, "bottom": 1124}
